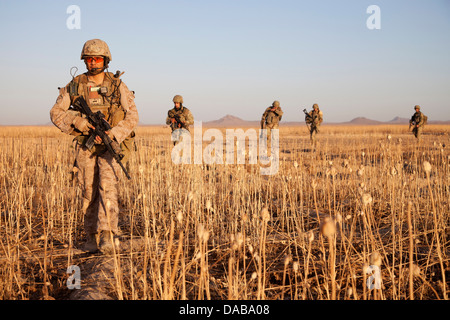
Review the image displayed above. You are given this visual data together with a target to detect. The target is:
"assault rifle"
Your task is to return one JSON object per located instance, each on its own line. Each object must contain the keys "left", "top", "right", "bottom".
{"left": 170, "top": 114, "right": 188, "bottom": 131}
{"left": 303, "top": 108, "right": 313, "bottom": 125}
{"left": 72, "top": 96, "right": 131, "bottom": 180}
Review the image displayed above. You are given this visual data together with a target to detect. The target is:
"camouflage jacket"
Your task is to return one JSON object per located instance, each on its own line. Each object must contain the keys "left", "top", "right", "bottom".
{"left": 50, "top": 72, "right": 139, "bottom": 145}
{"left": 166, "top": 106, "right": 194, "bottom": 131}
{"left": 410, "top": 111, "right": 425, "bottom": 127}
{"left": 308, "top": 109, "right": 323, "bottom": 126}
{"left": 261, "top": 106, "right": 283, "bottom": 127}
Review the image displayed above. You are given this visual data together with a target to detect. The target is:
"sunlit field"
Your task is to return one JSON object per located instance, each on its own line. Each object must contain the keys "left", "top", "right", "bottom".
{"left": 0, "top": 124, "right": 448, "bottom": 300}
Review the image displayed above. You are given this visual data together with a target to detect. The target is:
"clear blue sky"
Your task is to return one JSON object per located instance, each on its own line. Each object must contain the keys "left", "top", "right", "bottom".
{"left": 0, "top": 0, "right": 449, "bottom": 125}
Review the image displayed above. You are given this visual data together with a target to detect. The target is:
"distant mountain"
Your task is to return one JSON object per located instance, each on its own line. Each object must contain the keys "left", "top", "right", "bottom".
{"left": 203, "top": 115, "right": 259, "bottom": 127}
{"left": 345, "top": 117, "right": 383, "bottom": 125}
{"left": 388, "top": 116, "right": 410, "bottom": 124}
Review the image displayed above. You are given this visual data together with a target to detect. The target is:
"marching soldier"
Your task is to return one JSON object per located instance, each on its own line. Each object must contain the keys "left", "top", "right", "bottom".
{"left": 261, "top": 100, "right": 283, "bottom": 141}
{"left": 304, "top": 103, "right": 323, "bottom": 147}
{"left": 166, "top": 95, "right": 194, "bottom": 145}
{"left": 50, "top": 39, "right": 139, "bottom": 254}
{"left": 409, "top": 105, "right": 426, "bottom": 142}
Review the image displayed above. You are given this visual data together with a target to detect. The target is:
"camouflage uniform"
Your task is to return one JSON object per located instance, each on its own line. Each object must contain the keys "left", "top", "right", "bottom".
{"left": 306, "top": 104, "right": 323, "bottom": 146}
{"left": 166, "top": 95, "right": 194, "bottom": 145}
{"left": 409, "top": 105, "right": 425, "bottom": 142}
{"left": 50, "top": 39, "right": 139, "bottom": 253}
{"left": 261, "top": 101, "right": 283, "bottom": 142}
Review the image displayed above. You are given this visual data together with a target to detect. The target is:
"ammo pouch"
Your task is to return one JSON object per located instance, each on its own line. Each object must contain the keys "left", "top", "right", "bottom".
{"left": 75, "top": 131, "right": 135, "bottom": 165}
{"left": 119, "top": 131, "right": 136, "bottom": 164}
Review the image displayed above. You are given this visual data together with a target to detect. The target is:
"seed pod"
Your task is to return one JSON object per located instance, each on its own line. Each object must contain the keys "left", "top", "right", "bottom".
{"left": 261, "top": 206, "right": 270, "bottom": 222}
{"left": 370, "top": 251, "right": 382, "bottom": 267}
{"left": 320, "top": 217, "right": 336, "bottom": 238}
{"left": 423, "top": 161, "right": 432, "bottom": 174}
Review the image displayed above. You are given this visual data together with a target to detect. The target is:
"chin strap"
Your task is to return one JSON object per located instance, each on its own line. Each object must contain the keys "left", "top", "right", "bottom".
{"left": 88, "top": 67, "right": 105, "bottom": 75}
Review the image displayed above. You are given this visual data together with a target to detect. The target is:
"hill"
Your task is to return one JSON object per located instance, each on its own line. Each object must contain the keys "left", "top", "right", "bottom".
{"left": 344, "top": 117, "right": 383, "bottom": 125}
{"left": 388, "top": 116, "right": 410, "bottom": 124}
{"left": 203, "top": 115, "right": 259, "bottom": 127}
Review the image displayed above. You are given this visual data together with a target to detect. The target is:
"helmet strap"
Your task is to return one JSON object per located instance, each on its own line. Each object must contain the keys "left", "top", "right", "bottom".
{"left": 88, "top": 67, "right": 104, "bottom": 75}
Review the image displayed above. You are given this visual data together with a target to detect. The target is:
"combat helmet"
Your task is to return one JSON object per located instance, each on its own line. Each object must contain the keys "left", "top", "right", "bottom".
{"left": 414, "top": 105, "right": 420, "bottom": 110}
{"left": 81, "top": 39, "right": 112, "bottom": 67}
{"left": 313, "top": 103, "right": 319, "bottom": 110}
{"left": 272, "top": 101, "right": 280, "bottom": 108}
{"left": 173, "top": 95, "right": 184, "bottom": 104}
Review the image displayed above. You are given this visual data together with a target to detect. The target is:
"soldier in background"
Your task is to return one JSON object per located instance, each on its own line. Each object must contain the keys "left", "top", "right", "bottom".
{"left": 304, "top": 103, "right": 323, "bottom": 147}
{"left": 261, "top": 101, "right": 283, "bottom": 141}
{"left": 409, "top": 105, "right": 427, "bottom": 142}
{"left": 166, "top": 95, "right": 194, "bottom": 145}
{"left": 50, "top": 39, "right": 139, "bottom": 254}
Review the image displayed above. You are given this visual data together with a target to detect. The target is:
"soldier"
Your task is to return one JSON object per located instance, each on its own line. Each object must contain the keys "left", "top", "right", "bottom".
{"left": 409, "top": 105, "right": 426, "bottom": 142}
{"left": 166, "top": 95, "right": 194, "bottom": 145}
{"left": 261, "top": 101, "right": 283, "bottom": 140}
{"left": 50, "top": 39, "right": 139, "bottom": 254}
{"left": 305, "top": 103, "right": 323, "bottom": 147}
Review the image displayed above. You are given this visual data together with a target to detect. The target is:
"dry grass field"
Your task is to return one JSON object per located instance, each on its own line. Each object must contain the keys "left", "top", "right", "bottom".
{"left": 0, "top": 124, "right": 448, "bottom": 300}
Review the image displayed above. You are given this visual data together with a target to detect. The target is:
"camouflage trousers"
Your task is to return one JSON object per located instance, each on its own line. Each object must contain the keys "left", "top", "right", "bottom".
{"left": 259, "top": 124, "right": 278, "bottom": 151}
{"left": 310, "top": 125, "right": 320, "bottom": 145}
{"left": 412, "top": 126, "right": 423, "bottom": 141}
{"left": 74, "top": 143, "right": 121, "bottom": 235}
{"left": 171, "top": 128, "right": 190, "bottom": 146}
{"left": 265, "top": 124, "right": 279, "bottom": 140}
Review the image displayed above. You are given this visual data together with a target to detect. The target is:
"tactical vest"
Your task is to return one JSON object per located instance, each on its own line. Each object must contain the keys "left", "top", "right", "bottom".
{"left": 68, "top": 72, "right": 135, "bottom": 163}
{"left": 309, "top": 110, "right": 323, "bottom": 126}
{"left": 413, "top": 112, "right": 427, "bottom": 126}
{"left": 265, "top": 108, "right": 282, "bottom": 125}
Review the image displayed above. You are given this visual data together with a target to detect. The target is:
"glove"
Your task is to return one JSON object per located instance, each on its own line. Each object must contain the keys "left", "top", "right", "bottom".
{"left": 72, "top": 116, "right": 91, "bottom": 132}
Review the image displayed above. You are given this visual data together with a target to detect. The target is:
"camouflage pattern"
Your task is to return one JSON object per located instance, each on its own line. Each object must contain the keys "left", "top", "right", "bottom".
{"left": 50, "top": 67, "right": 138, "bottom": 239}
{"left": 166, "top": 105, "right": 194, "bottom": 132}
{"left": 410, "top": 107, "right": 425, "bottom": 141}
{"left": 80, "top": 39, "right": 112, "bottom": 62}
{"left": 172, "top": 95, "right": 184, "bottom": 104}
{"left": 261, "top": 103, "right": 283, "bottom": 130}
{"left": 75, "top": 143, "right": 122, "bottom": 234}
{"left": 307, "top": 105, "right": 323, "bottom": 146}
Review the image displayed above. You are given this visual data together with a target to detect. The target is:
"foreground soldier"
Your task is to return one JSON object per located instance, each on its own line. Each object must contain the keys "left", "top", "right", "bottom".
{"left": 166, "top": 95, "right": 194, "bottom": 145}
{"left": 261, "top": 101, "right": 283, "bottom": 139}
{"left": 50, "top": 39, "right": 139, "bottom": 253}
{"left": 305, "top": 104, "right": 323, "bottom": 147}
{"left": 409, "top": 105, "right": 426, "bottom": 142}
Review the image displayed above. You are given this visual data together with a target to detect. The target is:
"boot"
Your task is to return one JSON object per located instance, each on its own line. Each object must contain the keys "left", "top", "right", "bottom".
{"left": 83, "top": 233, "right": 98, "bottom": 253}
{"left": 98, "top": 230, "right": 119, "bottom": 254}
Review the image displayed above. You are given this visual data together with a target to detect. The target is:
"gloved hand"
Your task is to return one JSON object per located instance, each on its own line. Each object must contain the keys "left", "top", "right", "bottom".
{"left": 72, "top": 116, "right": 92, "bottom": 132}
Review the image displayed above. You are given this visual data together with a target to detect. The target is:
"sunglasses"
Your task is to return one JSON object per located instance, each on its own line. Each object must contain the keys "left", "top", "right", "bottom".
{"left": 84, "top": 56, "right": 104, "bottom": 63}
